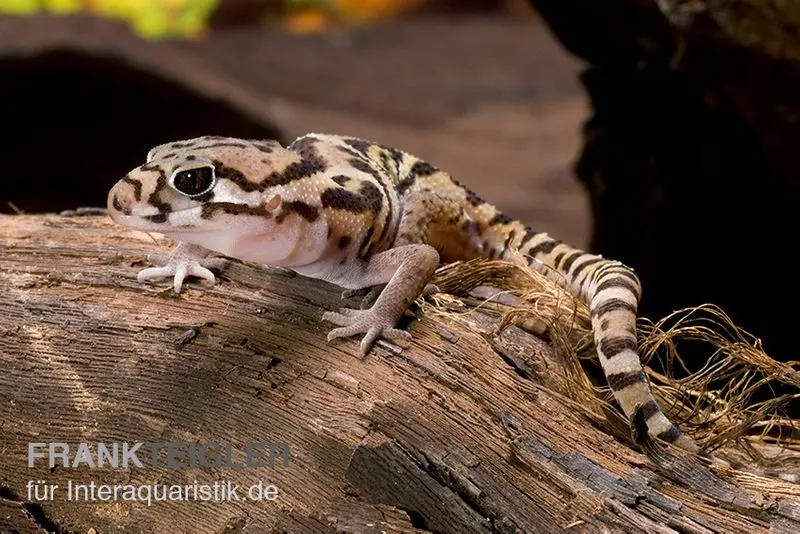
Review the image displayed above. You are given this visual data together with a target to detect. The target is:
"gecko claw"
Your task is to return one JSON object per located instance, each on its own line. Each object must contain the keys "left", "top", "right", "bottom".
{"left": 137, "top": 253, "right": 228, "bottom": 293}
{"left": 323, "top": 308, "right": 412, "bottom": 355}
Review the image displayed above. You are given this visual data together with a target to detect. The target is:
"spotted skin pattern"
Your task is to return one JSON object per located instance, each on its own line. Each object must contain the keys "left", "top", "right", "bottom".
{"left": 107, "top": 133, "right": 701, "bottom": 454}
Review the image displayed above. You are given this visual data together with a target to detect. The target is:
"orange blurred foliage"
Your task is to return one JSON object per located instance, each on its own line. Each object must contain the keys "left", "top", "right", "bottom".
{"left": 284, "top": 0, "right": 428, "bottom": 33}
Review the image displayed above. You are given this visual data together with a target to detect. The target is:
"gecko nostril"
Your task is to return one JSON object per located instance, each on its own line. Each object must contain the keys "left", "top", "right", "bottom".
{"left": 112, "top": 194, "right": 132, "bottom": 216}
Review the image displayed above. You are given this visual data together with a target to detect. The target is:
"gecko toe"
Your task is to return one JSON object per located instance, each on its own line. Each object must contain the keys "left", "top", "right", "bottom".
{"left": 137, "top": 265, "right": 173, "bottom": 283}
{"left": 360, "top": 327, "right": 383, "bottom": 355}
{"left": 326, "top": 325, "right": 362, "bottom": 342}
{"left": 359, "top": 285, "right": 385, "bottom": 309}
{"left": 186, "top": 264, "right": 217, "bottom": 284}
{"left": 322, "top": 308, "right": 361, "bottom": 325}
{"left": 173, "top": 263, "right": 189, "bottom": 293}
{"left": 323, "top": 307, "right": 411, "bottom": 354}
{"left": 136, "top": 256, "right": 220, "bottom": 293}
{"left": 341, "top": 288, "right": 367, "bottom": 301}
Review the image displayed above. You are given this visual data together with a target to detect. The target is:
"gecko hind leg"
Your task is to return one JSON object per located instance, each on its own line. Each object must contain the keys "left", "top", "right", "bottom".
{"left": 325, "top": 189, "right": 477, "bottom": 355}
{"left": 342, "top": 282, "right": 439, "bottom": 310}
{"left": 323, "top": 243, "right": 440, "bottom": 355}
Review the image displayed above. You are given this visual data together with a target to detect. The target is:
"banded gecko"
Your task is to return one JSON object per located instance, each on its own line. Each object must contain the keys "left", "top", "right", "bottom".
{"left": 107, "top": 133, "right": 701, "bottom": 455}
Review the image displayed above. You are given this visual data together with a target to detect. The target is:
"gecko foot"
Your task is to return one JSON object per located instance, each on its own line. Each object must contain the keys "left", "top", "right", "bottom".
{"left": 138, "top": 252, "right": 228, "bottom": 293}
{"left": 323, "top": 307, "right": 412, "bottom": 356}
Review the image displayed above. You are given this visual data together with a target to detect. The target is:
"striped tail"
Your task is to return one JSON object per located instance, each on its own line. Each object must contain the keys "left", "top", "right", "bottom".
{"left": 389, "top": 151, "right": 699, "bottom": 454}
{"left": 508, "top": 230, "right": 700, "bottom": 453}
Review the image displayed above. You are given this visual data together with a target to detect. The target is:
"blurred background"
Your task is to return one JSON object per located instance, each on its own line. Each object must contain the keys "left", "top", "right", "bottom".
{"left": 2, "top": 0, "right": 799, "bottom": 394}
{"left": 0, "top": 0, "right": 589, "bottom": 247}
{"left": 0, "top": 0, "right": 538, "bottom": 39}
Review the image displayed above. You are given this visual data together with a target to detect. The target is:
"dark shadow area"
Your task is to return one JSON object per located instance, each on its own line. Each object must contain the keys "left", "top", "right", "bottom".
{"left": 0, "top": 49, "right": 283, "bottom": 214}
{"left": 528, "top": 0, "right": 800, "bottom": 416}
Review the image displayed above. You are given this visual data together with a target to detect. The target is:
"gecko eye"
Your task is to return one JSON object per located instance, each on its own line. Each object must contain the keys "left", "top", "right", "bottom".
{"left": 171, "top": 165, "right": 216, "bottom": 197}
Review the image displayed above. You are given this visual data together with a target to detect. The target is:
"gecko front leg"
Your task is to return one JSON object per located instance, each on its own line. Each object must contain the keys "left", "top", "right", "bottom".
{"left": 138, "top": 242, "right": 229, "bottom": 293}
{"left": 323, "top": 244, "right": 439, "bottom": 355}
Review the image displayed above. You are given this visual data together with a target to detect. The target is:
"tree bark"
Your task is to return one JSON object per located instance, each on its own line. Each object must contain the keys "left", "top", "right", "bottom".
{"left": 1, "top": 214, "right": 799, "bottom": 534}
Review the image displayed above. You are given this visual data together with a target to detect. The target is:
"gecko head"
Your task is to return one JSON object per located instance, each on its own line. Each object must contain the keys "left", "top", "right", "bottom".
{"left": 107, "top": 136, "right": 294, "bottom": 234}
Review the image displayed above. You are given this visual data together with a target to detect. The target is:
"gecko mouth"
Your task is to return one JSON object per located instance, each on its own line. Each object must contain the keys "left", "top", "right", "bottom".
{"left": 144, "top": 213, "right": 168, "bottom": 224}
{"left": 108, "top": 205, "right": 206, "bottom": 231}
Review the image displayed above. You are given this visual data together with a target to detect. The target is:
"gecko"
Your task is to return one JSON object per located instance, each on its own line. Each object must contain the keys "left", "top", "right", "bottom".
{"left": 106, "top": 133, "right": 703, "bottom": 456}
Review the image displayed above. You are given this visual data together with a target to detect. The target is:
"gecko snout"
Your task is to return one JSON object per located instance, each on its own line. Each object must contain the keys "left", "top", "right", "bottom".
{"left": 107, "top": 180, "right": 135, "bottom": 217}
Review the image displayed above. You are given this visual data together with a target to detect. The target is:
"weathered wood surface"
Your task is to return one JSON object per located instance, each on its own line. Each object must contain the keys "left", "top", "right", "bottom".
{"left": 1, "top": 214, "right": 799, "bottom": 534}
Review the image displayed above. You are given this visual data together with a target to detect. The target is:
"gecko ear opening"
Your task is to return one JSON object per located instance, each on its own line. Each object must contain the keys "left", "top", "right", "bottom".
{"left": 265, "top": 194, "right": 282, "bottom": 211}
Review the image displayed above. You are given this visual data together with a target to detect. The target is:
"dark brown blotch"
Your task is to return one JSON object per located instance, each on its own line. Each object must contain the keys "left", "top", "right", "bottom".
{"left": 635, "top": 399, "right": 661, "bottom": 423}
{"left": 498, "top": 229, "right": 517, "bottom": 257}
{"left": 592, "top": 298, "right": 637, "bottom": 319}
{"left": 338, "top": 235, "right": 352, "bottom": 249}
{"left": 111, "top": 195, "right": 130, "bottom": 216}
{"left": 358, "top": 226, "right": 375, "bottom": 258}
{"left": 264, "top": 140, "right": 327, "bottom": 187}
{"left": 343, "top": 138, "right": 373, "bottom": 155}
{"left": 571, "top": 257, "right": 604, "bottom": 279}
{"left": 201, "top": 202, "right": 275, "bottom": 219}
{"left": 560, "top": 250, "right": 584, "bottom": 272}
{"left": 251, "top": 140, "right": 277, "bottom": 154}
{"left": 410, "top": 161, "right": 437, "bottom": 177}
{"left": 146, "top": 172, "right": 173, "bottom": 214}
{"left": 349, "top": 158, "right": 382, "bottom": 182}
{"left": 388, "top": 147, "right": 405, "bottom": 170}
{"left": 606, "top": 370, "right": 646, "bottom": 392}
{"left": 526, "top": 236, "right": 560, "bottom": 256}
{"left": 120, "top": 176, "right": 142, "bottom": 202}
{"left": 655, "top": 425, "right": 683, "bottom": 443}
{"left": 595, "top": 276, "right": 640, "bottom": 298}
{"left": 465, "top": 189, "right": 483, "bottom": 207}
{"left": 489, "top": 212, "right": 514, "bottom": 226}
{"left": 214, "top": 161, "right": 259, "bottom": 192}
{"left": 598, "top": 335, "right": 638, "bottom": 358}
{"left": 451, "top": 179, "right": 484, "bottom": 207}
{"left": 275, "top": 201, "right": 319, "bottom": 223}
{"left": 321, "top": 182, "right": 382, "bottom": 214}
{"left": 398, "top": 160, "right": 438, "bottom": 193}
{"left": 145, "top": 213, "right": 168, "bottom": 224}
{"left": 349, "top": 157, "right": 395, "bottom": 247}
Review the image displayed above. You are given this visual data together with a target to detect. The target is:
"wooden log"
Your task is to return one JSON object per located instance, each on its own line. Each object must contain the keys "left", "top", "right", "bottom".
{"left": 1, "top": 214, "right": 799, "bottom": 533}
